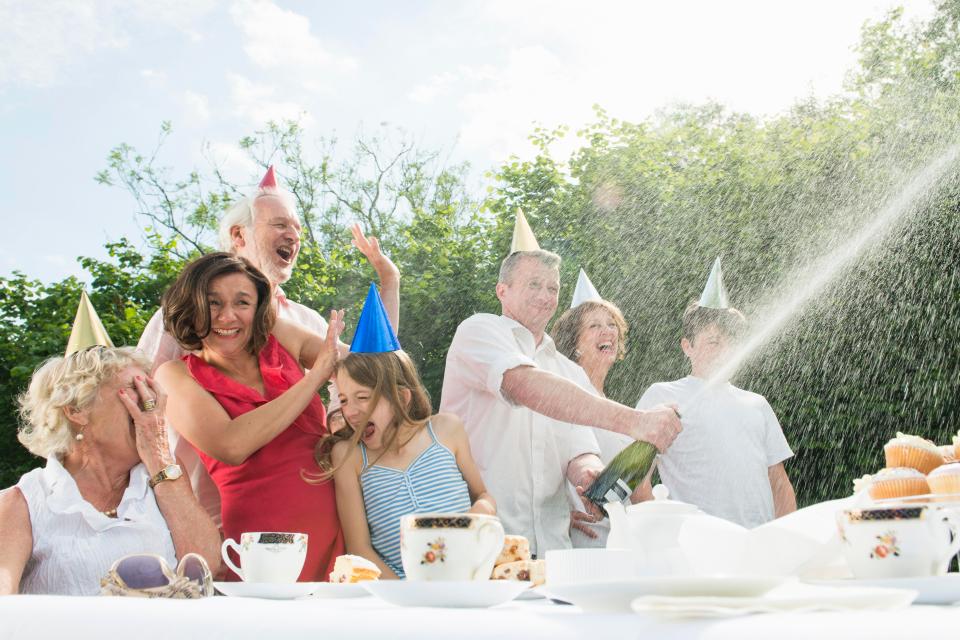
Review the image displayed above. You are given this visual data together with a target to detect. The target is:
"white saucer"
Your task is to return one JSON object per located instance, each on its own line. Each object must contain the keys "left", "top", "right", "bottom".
{"left": 362, "top": 580, "right": 530, "bottom": 608}
{"left": 213, "top": 581, "right": 320, "bottom": 599}
{"left": 308, "top": 582, "right": 369, "bottom": 599}
{"left": 806, "top": 574, "right": 960, "bottom": 605}
{"left": 544, "top": 575, "right": 787, "bottom": 612}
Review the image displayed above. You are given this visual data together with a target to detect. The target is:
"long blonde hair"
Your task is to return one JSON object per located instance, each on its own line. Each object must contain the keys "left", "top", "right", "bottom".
{"left": 312, "top": 350, "right": 432, "bottom": 479}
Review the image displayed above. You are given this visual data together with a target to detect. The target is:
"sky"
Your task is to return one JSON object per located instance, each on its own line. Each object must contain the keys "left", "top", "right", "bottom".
{"left": 0, "top": 0, "right": 937, "bottom": 284}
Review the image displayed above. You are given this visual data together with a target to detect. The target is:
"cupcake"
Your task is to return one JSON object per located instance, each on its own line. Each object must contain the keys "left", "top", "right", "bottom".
{"left": 927, "top": 463, "right": 960, "bottom": 501}
{"left": 883, "top": 432, "right": 944, "bottom": 474}
{"left": 953, "top": 433, "right": 960, "bottom": 463}
{"left": 939, "top": 445, "right": 957, "bottom": 464}
{"left": 867, "top": 467, "right": 930, "bottom": 501}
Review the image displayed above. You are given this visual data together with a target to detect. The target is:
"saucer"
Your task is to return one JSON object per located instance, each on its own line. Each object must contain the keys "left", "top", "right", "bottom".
{"left": 544, "top": 575, "right": 787, "bottom": 612}
{"left": 362, "top": 580, "right": 530, "bottom": 608}
{"left": 213, "top": 581, "right": 320, "bottom": 599}
{"left": 806, "top": 574, "right": 960, "bottom": 605}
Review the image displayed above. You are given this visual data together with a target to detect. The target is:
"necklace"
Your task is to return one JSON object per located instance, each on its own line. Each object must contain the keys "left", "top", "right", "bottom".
{"left": 102, "top": 508, "right": 118, "bottom": 518}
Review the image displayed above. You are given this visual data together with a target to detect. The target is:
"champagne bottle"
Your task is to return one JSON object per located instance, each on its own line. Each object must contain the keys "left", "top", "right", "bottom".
{"left": 584, "top": 440, "right": 658, "bottom": 514}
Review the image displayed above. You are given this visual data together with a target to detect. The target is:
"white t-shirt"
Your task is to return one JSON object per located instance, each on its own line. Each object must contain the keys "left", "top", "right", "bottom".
{"left": 136, "top": 289, "right": 329, "bottom": 526}
{"left": 636, "top": 376, "right": 793, "bottom": 529}
{"left": 440, "top": 314, "right": 601, "bottom": 557}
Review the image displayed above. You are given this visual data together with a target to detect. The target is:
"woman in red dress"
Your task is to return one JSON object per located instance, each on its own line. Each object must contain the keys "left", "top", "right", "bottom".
{"left": 156, "top": 252, "right": 345, "bottom": 581}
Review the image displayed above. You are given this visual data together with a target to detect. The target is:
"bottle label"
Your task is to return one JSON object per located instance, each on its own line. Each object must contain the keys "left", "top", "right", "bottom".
{"left": 602, "top": 479, "right": 632, "bottom": 505}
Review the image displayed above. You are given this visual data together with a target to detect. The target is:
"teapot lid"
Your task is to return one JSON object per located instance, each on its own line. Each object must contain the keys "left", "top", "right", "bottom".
{"left": 626, "top": 484, "right": 701, "bottom": 516}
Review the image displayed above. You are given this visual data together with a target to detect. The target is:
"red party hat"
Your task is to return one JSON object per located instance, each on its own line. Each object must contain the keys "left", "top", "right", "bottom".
{"left": 259, "top": 165, "right": 277, "bottom": 189}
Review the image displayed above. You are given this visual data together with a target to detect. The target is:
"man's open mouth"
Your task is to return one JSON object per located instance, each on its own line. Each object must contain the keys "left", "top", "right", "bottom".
{"left": 276, "top": 246, "right": 295, "bottom": 263}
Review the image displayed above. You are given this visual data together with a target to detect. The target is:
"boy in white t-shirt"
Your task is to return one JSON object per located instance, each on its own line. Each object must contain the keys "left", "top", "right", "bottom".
{"left": 635, "top": 262, "right": 797, "bottom": 528}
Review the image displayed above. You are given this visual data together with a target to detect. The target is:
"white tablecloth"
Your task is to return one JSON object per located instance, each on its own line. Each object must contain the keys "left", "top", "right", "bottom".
{"left": 0, "top": 595, "right": 958, "bottom": 640}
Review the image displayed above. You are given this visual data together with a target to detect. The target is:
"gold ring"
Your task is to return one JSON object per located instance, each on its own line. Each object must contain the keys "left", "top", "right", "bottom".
{"left": 142, "top": 398, "right": 157, "bottom": 412}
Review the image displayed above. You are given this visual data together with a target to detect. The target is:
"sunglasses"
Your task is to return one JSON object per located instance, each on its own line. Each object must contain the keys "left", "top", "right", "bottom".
{"left": 100, "top": 553, "right": 213, "bottom": 599}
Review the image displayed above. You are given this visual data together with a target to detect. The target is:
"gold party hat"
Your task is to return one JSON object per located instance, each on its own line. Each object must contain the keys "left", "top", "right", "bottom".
{"left": 509, "top": 208, "right": 540, "bottom": 253}
{"left": 65, "top": 291, "right": 114, "bottom": 356}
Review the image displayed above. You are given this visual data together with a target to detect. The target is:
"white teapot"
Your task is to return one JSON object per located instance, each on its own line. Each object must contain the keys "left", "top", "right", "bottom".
{"left": 606, "top": 484, "right": 709, "bottom": 576}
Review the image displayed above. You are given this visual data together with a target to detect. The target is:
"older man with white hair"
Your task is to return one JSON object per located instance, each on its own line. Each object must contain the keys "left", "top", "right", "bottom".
{"left": 138, "top": 165, "right": 400, "bottom": 521}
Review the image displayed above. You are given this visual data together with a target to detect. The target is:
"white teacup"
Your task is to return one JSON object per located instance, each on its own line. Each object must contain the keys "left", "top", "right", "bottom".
{"left": 221, "top": 532, "right": 308, "bottom": 583}
{"left": 837, "top": 505, "right": 960, "bottom": 579}
{"left": 400, "top": 513, "right": 504, "bottom": 581}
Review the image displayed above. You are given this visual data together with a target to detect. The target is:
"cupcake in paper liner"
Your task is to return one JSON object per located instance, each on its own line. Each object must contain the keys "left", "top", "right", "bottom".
{"left": 883, "top": 432, "right": 944, "bottom": 474}
{"left": 939, "top": 444, "right": 957, "bottom": 464}
{"left": 867, "top": 467, "right": 930, "bottom": 501}
{"left": 927, "top": 462, "right": 960, "bottom": 502}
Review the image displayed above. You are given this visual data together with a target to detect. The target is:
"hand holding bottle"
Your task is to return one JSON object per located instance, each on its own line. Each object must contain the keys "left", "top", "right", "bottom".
{"left": 628, "top": 404, "right": 681, "bottom": 452}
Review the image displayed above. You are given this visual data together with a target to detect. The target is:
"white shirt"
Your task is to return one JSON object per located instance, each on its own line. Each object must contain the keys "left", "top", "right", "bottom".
{"left": 440, "top": 314, "right": 601, "bottom": 557}
{"left": 636, "top": 376, "right": 794, "bottom": 528}
{"left": 15, "top": 458, "right": 177, "bottom": 596}
{"left": 136, "top": 288, "right": 330, "bottom": 526}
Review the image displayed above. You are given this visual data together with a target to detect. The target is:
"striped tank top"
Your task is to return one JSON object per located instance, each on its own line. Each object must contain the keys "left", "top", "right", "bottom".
{"left": 360, "top": 421, "right": 472, "bottom": 578}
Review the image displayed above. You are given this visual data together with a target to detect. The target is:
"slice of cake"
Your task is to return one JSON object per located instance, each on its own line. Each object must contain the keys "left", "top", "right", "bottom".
{"left": 495, "top": 535, "right": 531, "bottom": 566}
{"left": 329, "top": 554, "right": 381, "bottom": 583}
{"left": 491, "top": 559, "right": 545, "bottom": 586}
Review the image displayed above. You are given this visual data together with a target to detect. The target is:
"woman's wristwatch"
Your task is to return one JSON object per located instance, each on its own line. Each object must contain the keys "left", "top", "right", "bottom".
{"left": 149, "top": 464, "right": 183, "bottom": 488}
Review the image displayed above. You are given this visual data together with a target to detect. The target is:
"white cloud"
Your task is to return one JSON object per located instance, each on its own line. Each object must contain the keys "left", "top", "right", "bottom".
{"left": 0, "top": 0, "right": 217, "bottom": 89}
{"left": 0, "top": 1, "right": 127, "bottom": 88}
{"left": 227, "top": 73, "right": 314, "bottom": 127}
{"left": 408, "top": 71, "right": 459, "bottom": 104}
{"left": 229, "top": 0, "right": 357, "bottom": 92}
{"left": 202, "top": 141, "right": 260, "bottom": 184}
{"left": 181, "top": 91, "right": 211, "bottom": 123}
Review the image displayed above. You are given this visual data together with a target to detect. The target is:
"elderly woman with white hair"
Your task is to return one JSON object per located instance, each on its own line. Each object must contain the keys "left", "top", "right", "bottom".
{"left": 0, "top": 346, "right": 221, "bottom": 595}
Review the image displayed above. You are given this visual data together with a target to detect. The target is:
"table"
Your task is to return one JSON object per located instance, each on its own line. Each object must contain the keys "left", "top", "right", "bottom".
{"left": 1, "top": 594, "right": 958, "bottom": 640}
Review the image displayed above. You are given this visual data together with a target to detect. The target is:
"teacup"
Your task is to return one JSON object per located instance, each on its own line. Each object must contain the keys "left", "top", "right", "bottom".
{"left": 221, "top": 532, "right": 308, "bottom": 583}
{"left": 400, "top": 513, "right": 504, "bottom": 581}
{"left": 837, "top": 505, "right": 960, "bottom": 579}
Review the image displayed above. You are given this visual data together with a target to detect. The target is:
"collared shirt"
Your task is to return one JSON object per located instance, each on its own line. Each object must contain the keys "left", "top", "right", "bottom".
{"left": 16, "top": 458, "right": 176, "bottom": 595}
{"left": 136, "top": 288, "right": 330, "bottom": 526}
{"left": 439, "top": 313, "right": 600, "bottom": 557}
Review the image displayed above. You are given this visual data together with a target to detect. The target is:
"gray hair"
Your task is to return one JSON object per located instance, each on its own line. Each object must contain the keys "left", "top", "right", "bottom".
{"left": 217, "top": 187, "right": 299, "bottom": 252}
{"left": 498, "top": 250, "right": 561, "bottom": 284}
{"left": 17, "top": 347, "right": 151, "bottom": 459}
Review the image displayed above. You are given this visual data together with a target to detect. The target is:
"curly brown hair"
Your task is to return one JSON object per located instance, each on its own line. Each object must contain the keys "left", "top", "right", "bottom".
{"left": 162, "top": 252, "right": 275, "bottom": 355}
{"left": 552, "top": 300, "right": 629, "bottom": 363}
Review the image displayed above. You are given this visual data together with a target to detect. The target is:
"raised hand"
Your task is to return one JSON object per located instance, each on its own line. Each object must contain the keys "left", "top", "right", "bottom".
{"left": 350, "top": 223, "right": 399, "bottom": 282}
{"left": 312, "top": 309, "right": 345, "bottom": 377}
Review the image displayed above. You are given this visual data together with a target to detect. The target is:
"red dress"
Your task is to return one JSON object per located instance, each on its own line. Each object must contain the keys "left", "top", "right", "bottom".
{"left": 185, "top": 335, "right": 344, "bottom": 581}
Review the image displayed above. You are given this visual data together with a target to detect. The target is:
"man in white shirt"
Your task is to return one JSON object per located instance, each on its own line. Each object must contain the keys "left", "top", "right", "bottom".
{"left": 138, "top": 168, "right": 400, "bottom": 522}
{"left": 440, "top": 250, "right": 681, "bottom": 556}
{"left": 635, "top": 302, "right": 797, "bottom": 528}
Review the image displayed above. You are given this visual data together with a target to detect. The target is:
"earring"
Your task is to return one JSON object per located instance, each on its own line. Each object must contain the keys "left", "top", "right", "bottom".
{"left": 573, "top": 349, "right": 582, "bottom": 360}
{"left": 75, "top": 426, "right": 85, "bottom": 441}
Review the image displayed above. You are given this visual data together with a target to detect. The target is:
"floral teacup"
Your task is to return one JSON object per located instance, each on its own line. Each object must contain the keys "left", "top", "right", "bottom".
{"left": 837, "top": 506, "right": 960, "bottom": 579}
{"left": 400, "top": 513, "right": 504, "bottom": 581}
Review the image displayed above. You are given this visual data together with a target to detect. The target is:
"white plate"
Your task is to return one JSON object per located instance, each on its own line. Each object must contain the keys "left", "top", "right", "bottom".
{"left": 514, "top": 584, "right": 545, "bottom": 600}
{"left": 362, "top": 580, "right": 530, "bottom": 608}
{"left": 544, "top": 575, "right": 787, "bottom": 612}
{"left": 308, "top": 582, "right": 370, "bottom": 599}
{"left": 806, "top": 574, "right": 960, "bottom": 605}
{"left": 213, "top": 581, "right": 320, "bottom": 599}
{"left": 631, "top": 583, "right": 916, "bottom": 618}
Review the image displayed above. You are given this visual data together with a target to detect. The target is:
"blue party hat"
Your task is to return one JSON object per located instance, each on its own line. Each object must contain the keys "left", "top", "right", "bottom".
{"left": 350, "top": 283, "right": 401, "bottom": 353}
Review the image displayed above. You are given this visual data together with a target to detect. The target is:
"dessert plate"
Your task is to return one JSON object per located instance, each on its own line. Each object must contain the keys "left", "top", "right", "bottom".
{"left": 543, "top": 575, "right": 786, "bottom": 612}
{"left": 806, "top": 574, "right": 960, "bottom": 605}
{"left": 213, "top": 581, "right": 321, "bottom": 599}
{"left": 362, "top": 580, "right": 529, "bottom": 608}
